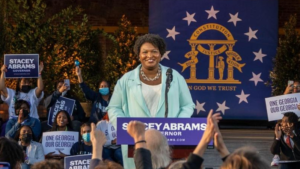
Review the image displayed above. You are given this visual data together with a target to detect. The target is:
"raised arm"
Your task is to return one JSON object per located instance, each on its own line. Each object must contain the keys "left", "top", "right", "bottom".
{"left": 35, "top": 62, "right": 44, "bottom": 98}
{"left": 0, "top": 65, "right": 8, "bottom": 97}
{"left": 75, "top": 67, "right": 98, "bottom": 101}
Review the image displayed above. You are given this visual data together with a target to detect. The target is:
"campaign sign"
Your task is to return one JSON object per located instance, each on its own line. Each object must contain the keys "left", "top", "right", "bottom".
{"left": 4, "top": 54, "right": 39, "bottom": 78}
{"left": 117, "top": 117, "right": 212, "bottom": 146}
{"left": 265, "top": 93, "right": 300, "bottom": 121}
{"left": 64, "top": 154, "right": 92, "bottom": 169}
{"left": 47, "top": 97, "right": 75, "bottom": 127}
{"left": 42, "top": 131, "right": 79, "bottom": 155}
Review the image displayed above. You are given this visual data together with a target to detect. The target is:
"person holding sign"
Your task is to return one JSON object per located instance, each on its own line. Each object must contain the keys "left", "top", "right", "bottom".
{"left": 5, "top": 100, "right": 41, "bottom": 140}
{"left": 70, "top": 123, "right": 93, "bottom": 155}
{"left": 270, "top": 112, "right": 300, "bottom": 168}
{"left": 0, "top": 63, "right": 44, "bottom": 119}
{"left": 75, "top": 67, "right": 111, "bottom": 124}
{"left": 107, "top": 34, "right": 195, "bottom": 168}
{"left": 44, "top": 110, "right": 74, "bottom": 159}
{"left": 44, "top": 80, "right": 86, "bottom": 131}
{"left": 13, "top": 125, "right": 44, "bottom": 169}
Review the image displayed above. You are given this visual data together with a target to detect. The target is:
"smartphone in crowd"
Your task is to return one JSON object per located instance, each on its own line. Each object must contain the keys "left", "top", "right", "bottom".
{"left": 288, "top": 80, "right": 294, "bottom": 86}
{"left": 0, "top": 162, "right": 11, "bottom": 169}
{"left": 64, "top": 79, "right": 70, "bottom": 90}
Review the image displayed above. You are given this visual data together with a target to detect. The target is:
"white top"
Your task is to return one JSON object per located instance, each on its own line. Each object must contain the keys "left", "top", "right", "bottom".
{"left": 1, "top": 87, "right": 44, "bottom": 119}
{"left": 141, "top": 82, "right": 162, "bottom": 117}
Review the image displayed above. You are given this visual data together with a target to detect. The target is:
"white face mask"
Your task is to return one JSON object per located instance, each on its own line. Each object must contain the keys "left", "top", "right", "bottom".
{"left": 62, "top": 91, "right": 67, "bottom": 96}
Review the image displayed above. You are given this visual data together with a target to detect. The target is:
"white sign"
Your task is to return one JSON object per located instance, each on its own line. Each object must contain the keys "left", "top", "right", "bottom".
{"left": 42, "top": 131, "right": 79, "bottom": 155}
{"left": 265, "top": 93, "right": 300, "bottom": 121}
{"left": 96, "top": 120, "right": 117, "bottom": 141}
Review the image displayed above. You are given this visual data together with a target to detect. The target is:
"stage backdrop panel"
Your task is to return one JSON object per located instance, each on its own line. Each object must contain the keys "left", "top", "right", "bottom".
{"left": 149, "top": 0, "right": 278, "bottom": 120}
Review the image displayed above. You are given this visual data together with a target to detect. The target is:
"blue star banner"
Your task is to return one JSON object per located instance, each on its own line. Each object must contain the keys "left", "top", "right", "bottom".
{"left": 149, "top": 0, "right": 278, "bottom": 120}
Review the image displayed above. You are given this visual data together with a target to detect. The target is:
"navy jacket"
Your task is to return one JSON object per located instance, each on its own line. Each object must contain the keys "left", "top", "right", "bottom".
{"left": 79, "top": 82, "right": 110, "bottom": 124}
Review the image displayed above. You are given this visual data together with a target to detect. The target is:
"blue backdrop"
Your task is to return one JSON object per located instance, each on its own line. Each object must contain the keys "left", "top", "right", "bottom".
{"left": 149, "top": 0, "right": 278, "bottom": 120}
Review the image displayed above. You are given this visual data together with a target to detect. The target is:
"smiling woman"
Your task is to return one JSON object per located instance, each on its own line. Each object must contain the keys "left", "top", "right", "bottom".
{"left": 107, "top": 34, "right": 195, "bottom": 169}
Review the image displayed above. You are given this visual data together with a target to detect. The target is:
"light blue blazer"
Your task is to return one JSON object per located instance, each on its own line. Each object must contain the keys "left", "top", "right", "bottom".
{"left": 107, "top": 64, "right": 195, "bottom": 169}
{"left": 107, "top": 64, "right": 195, "bottom": 127}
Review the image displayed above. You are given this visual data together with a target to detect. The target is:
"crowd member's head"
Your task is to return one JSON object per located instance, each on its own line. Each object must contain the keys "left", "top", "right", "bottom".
{"left": 133, "top": 34, "right": 166, "bottom": 70}
{"left": 99, "top": 80, "right": 110, "bottom": 96}
{"left": 16, "top": 78, "right": 32, "bottom": 94}
{"left": 51, "top": 110, "right": 73, "bottom": 131}
{"left": 31, "top": 159, "right": 63, "bottom": 169}
{"left": 94, "top": 160, "right": 123, "bottom": 169}
{"left": 0, "top": 137, "right": 24, "bottom": 169}
{"left": 290, "top": 81, "right": 300, "bottom": 93}
{"left": 168, "top": 160, "right": 186, "bottom": 169}
{"left": 14, "top": 125, "right": 36, "bottom": 143}
{"left": 280, "top": 112, "right": 299, "bottom": 134}
{"left": 221, "top": 146, "right": 270, "bottom": 169}
{"left": 14, "top": 100, "right": 30, "bottom": 118}
{"left": 80, "top": 122, "right": 91, "bottom": 144}
{"left": 145, "top": 129, "right": 171, "bottom": 169}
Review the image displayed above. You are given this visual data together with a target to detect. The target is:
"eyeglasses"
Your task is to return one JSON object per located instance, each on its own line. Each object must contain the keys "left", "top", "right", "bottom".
{"left": 291, "top": 85, "right": 300, "bottom": 89}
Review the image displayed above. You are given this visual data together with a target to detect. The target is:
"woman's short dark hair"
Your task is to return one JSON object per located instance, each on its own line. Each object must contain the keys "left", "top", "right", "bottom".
{"left": 0, "top": 137, "right": 24, "bottom": 169}
{"left": 15, "top": 100, "right": 30, "bottom": 112}
{"left": 133, "top": 34, "right": 166, "bottom": 57}
{"left": 283, "top": 112, "right": 299, "bottom": 129}
{"left": 14, "top": 125, "right": 37, "bottom": 142}
{"left": 50, "top": 110, "right": 73, "bottom": 131}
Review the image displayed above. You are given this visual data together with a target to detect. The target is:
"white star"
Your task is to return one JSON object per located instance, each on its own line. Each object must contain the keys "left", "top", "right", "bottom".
{"left": 244, "top": 27, "right": 258, "bottom": 41}
{"left": 236, "top": 90, "right": 250, "bottom": 104}
{"left": 161, "top": 51, "right": 171, "bottom": 61}
{"left": 205, "top": 6, "right": 219, "bottom": 20}
{"left": 253, "top": 49, "right": 267, "bottom": 63}
{"left": 166, "top": 26, "right": 180, "bottom": 40}
{"left": 249, "top": 72, "right": 263, "bottom": 86}
{"left": 228, "top": 12, "right": 242, "bottom": 26}
{"left": 216, "top": 101, "right": 230, "bottom": 115}
{"left": 195, "top": 100, "right": 206, "bottom": 114}
{"left": 183, "top": 11, "right": 197, "bottom": 26}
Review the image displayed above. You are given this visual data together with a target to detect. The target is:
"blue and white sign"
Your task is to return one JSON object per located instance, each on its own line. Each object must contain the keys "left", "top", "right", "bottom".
{"left": 47, "top": 97, "right": 75, "bottom": 127}
{"left": 64, "top": 154, "right": 92, "bottom": 169}
{"left": 4, "top": 54, "right": 39, "bottom": 78}
{"left": 42, "top": 131, "right": 79, "bottom": 155}
{"left": 117, "top": 117, "right": 212, "bottom": 146}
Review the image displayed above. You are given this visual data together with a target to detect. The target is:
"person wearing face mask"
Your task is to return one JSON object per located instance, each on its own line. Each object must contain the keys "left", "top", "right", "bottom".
{"left": 70, "top": 123, "right": 93, "bottom": 155}
{"left": 5, "top": 100, "right": 41, "bottom": 140}
{"left": 43, "top": 80, "right": 86, "bottom": 131}
{"left": 14, "top": 125, "right": 44, "bottom": 169}
{"left": 75, "top": 67, "right": 111, "bottom": 124}
{"left": 0, "top": 63, "right": 44, "bottom": 119}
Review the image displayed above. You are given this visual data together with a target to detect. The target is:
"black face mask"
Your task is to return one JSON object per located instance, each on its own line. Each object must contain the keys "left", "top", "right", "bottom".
{"left": 21, "top": 85, "right": 31, "bottom": 93}
{"left": 22, "top": 109, "right": 29, "bottom": 117}
{"left": 21, "top": 133, "right": 32, "bottom": 143}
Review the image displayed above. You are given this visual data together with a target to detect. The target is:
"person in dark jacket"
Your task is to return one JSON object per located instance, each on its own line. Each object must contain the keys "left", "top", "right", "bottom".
{"left": 75, "top": 67, "right": 111, "bottom": 124}
{"left": 270, "top": 112, "right": 300, "bottom": 169}
{"left": 70, "top": 122, "right": 93, "bottom": 155}
{"left": 44, "top": 80, "right": 86, "bottom": 131}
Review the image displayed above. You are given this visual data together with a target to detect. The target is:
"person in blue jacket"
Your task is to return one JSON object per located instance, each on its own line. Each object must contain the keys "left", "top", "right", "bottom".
{"left": 75, "top": 68, "right": 111, "bottom": 124}
{"left": 5, "top": 100, "right": 41, "bottom": 140}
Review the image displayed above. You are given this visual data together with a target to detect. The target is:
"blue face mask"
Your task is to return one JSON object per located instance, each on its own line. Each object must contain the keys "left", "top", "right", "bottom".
{"left": 82, "top": 133, "right": 90, "bottom": 142}
{"left": 99, "top": 87, "right": 109, "bottom": 95}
